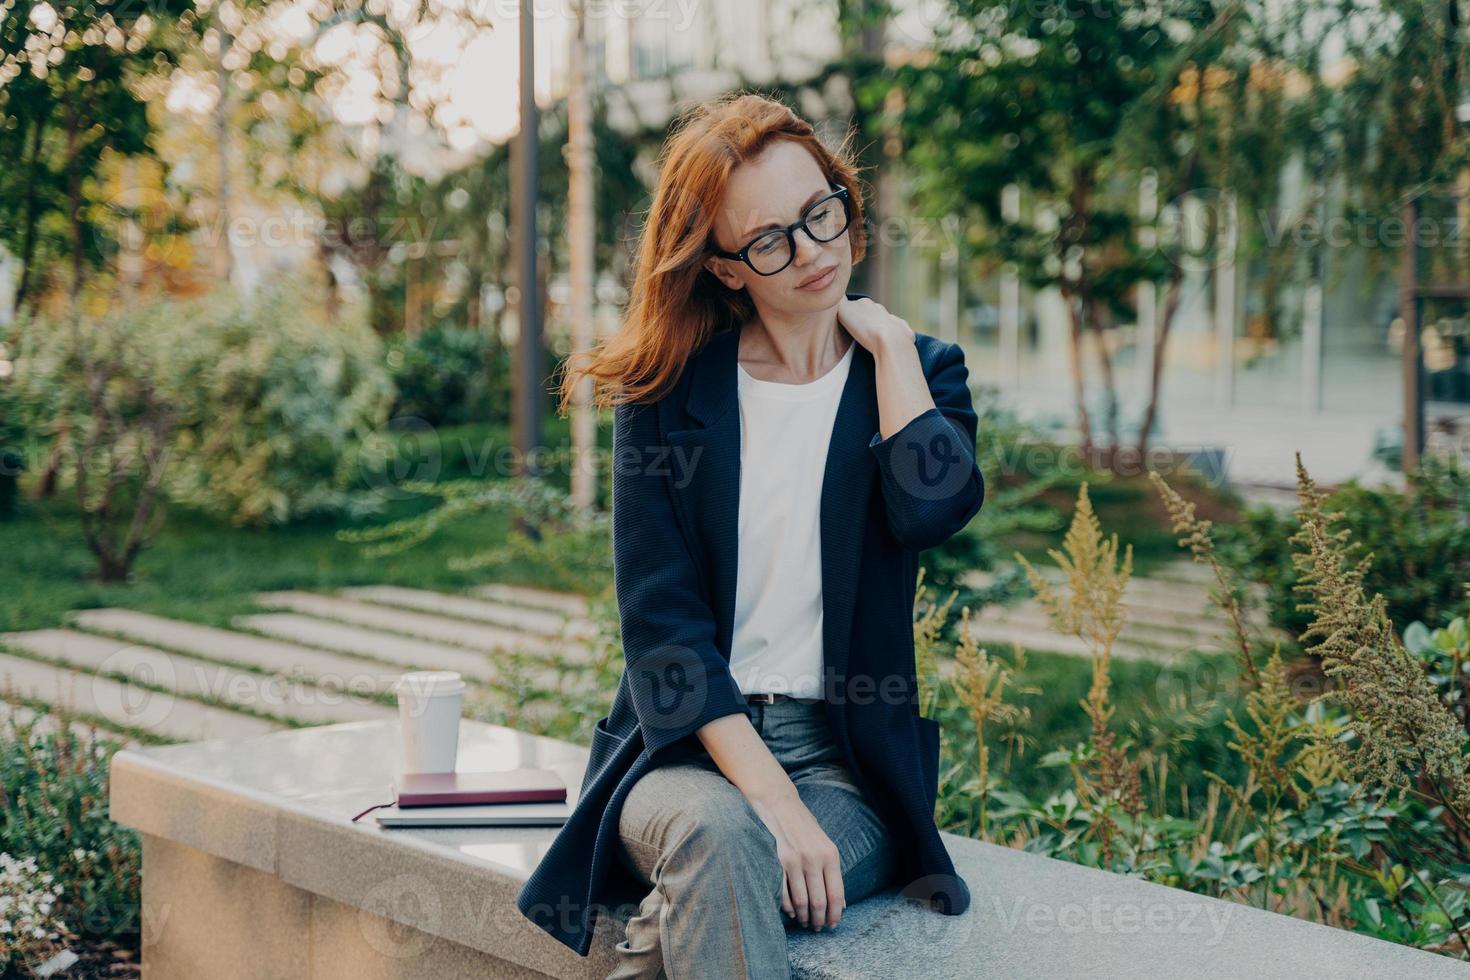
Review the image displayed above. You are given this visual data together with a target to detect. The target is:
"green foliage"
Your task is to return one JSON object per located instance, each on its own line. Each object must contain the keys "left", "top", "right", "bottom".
{"left": 1223, "top": 452, "right": 1470, "bottom": 638}
{"left": 159, "top": 274, "right": 397, "bottom": 527}
{"left": 8, "top": 289, "right": 199, "bottom": 581}
{"left": 0, "top": 0, "right": 189, "bottom": 314}
{"left": 0, "top": 709, "right": 141, "bottom": 970}
{"left": 385, "top": 324, "right": 502, "bottom": 428}
{"left": 929, "top": 463, "right": 1470, "bottom": 957}
{"left": 338, "top": 475, "right": 613, "bottom": 595}
{"left": 7, "top": 274, "right": 396, "bottom": 579}
{"left": 1404, "top": 612, "right": 1470, "bottom": 712}
{"left": 0, "top": 329, "right": 22, "bottom": 521}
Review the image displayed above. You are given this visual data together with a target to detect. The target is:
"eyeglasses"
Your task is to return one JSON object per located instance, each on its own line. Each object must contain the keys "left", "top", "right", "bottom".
{"left": 710, "top": 185, "right": 852, "bottom": 276}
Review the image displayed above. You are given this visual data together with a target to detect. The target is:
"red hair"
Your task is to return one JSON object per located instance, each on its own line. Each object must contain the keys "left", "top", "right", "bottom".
{"left": 555, "top": 91, "right": 869, "bottom": 414}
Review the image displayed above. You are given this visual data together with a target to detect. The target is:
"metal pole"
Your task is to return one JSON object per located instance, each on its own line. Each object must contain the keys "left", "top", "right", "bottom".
{"left": 568, "top": 0, "right": 597, "bottom": 510}
{"left": 1399, "top": 198, "right": 1422, "bottom": 474}
{"left": 516, "top": 0, "right": 542, "bottom": 480}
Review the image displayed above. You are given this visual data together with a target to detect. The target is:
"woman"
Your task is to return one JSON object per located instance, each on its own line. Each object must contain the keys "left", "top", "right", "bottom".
{"left": 517, "top": 92, "right": 984, "bottom": 978}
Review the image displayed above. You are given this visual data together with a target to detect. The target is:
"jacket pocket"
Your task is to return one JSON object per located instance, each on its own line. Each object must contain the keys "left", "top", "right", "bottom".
{"left": 588, "top": 716, "right": 623, "bottom": 781}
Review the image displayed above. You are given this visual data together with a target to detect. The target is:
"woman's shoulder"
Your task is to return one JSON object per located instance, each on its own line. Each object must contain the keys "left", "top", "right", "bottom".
{"left": 904, "top": 330, "right": 961, "bottom": 376}
{"left": 613, "top": 333, "right": 718, "bottom": 425}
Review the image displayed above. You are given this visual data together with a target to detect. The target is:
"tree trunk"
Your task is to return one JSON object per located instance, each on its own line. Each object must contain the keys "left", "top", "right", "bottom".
{"left": 1134, "top": 268, "right": 1184, "bottom": 461}
{"left": 1091, "top": 300, "right": 1121, "bottom": 456}
{"left": 1064, "top": 289, "right": 1095, "bottom": 460}
{"left": 13, "top": 117, "right": 45, "bottom": 318}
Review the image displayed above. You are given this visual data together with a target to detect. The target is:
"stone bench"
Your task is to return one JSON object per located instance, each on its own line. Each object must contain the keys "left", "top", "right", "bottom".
{"left": 107, "top": 719, "right": 1469, "bottom": 979}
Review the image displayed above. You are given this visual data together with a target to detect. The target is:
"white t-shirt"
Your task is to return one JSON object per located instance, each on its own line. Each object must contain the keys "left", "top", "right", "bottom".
{"left": 729, "top": 338, "right": 855, "bottom": 700}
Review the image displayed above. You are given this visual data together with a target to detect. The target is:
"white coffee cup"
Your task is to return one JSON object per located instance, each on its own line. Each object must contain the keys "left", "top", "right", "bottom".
{"left": 393, "top": 670, "right": 464, "bottom": 773}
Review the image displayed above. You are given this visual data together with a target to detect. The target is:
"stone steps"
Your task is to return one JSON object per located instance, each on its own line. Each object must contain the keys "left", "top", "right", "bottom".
{"left": 973, "top": 602, "right": 1274, "bottom": 653}
{"left": 250, "top": 591, "right": 565, "bottom": 658}
{"left": 968, "top": 573, "right": 1270, "bottom": 625}
{"left": 337, "top": 586, "right": 596, "bottom": 641}
{"left": 942, "top": 623, "right": 1181, "bottom": 666}
{"left": 0, "top": 652, "right": 281, "bottom": 742}
{"left": 958, "top": 556, "right": 1282, "bottom": 665}
{"left": 1, "top": 629, "right": 394, "bottom": 727}
{"left": 470, "top": 582, "right": 591, "bottom": 618}
{"left": 1148, "top": 558, "right": 1241, "bottom": 586}
{"left": 68, "top": 609, "right": 410, "bottom": 698}
{"left": 976, "top": 602, "right": 1212, "bottom": 646}
{"left": 3, "top": 582, "right": 614, "bottom": 742}
{"left": 232, "top": 613, "right": 502, "bottom": 683}
{"left": 232, "top": 613, "right": 598, "bottom": 697}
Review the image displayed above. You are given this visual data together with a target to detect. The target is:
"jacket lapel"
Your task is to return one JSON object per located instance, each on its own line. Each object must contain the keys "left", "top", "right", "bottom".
{"left": 663, "top": 303, "right": 879, "bottom": 700}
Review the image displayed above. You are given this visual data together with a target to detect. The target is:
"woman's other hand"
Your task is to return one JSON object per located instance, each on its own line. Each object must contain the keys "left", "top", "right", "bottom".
{"left": 747, "top": 786, "right": 846, "bottom": 931}
{"left": 697, "top": 713, "right": 846, "bottom": 930}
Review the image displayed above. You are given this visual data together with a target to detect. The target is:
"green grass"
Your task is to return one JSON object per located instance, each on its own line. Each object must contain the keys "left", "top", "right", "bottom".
{"left": 998, "top": 447, "right": 1249, "bottom": 578}
{"left": 932, "top": 644, "right": 1252, "bottom": 814}
{"left": 0, "top": 420, "right": 609, "bottom": 634}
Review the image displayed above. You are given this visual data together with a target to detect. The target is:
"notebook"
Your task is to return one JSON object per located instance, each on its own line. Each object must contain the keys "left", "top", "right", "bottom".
{"left": 365, "top": 767, "right": 573, "bottom": 827}
{"left": 394, "top": 768, "right": 567, "bottom": 807}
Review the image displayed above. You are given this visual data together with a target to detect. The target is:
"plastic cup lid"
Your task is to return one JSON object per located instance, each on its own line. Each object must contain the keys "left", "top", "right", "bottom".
{"left": 392, "top": 670, "right": 464, "bottom": 696}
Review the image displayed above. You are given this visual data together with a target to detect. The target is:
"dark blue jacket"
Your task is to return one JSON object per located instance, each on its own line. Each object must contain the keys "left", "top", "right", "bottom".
{"left": 517, "top": 292, "right": 985, "bottom": 956}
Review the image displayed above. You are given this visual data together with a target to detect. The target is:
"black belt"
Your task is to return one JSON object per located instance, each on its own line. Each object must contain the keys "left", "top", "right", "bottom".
{"left": 745, "top": 692, "right": 819, "bottom": 704}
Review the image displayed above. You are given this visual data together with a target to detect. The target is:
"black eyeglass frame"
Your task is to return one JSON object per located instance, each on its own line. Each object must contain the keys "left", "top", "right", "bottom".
{"left": 709, "top": 184, "right": 852, "bottom": 277}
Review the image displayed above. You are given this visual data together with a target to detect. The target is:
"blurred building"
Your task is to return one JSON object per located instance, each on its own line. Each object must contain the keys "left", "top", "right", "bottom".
{"left": 529, "top": 1, "right": 1452, "bottom": 490}
{"left": 4, "top": 1, "right": 1464, "bottom": 489}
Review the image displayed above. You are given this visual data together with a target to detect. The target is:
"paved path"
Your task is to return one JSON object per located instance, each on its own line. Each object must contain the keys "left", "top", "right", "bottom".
{"left": 960, "top": 558, "right": 1283, "bottom": 664}
{"left": 0, "top": 652, "right": 281, "bottom": 742}
{"left": 1, "top": 561, "right": 1255, "bottom": 743}
{"left": 2, "top": 583, "right": 610, "bottom": 745}
{"left": 1, "top": 629, "right": 392, "bottom": 726}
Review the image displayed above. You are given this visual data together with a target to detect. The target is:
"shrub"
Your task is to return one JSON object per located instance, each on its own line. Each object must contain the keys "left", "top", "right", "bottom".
{"left": 339, "top": 474, "right": 612, "bottom": 592}
{"left": 9, "top": 274, "right": 397, "bottom": 579}
{"left": 917, "top": 385, "right": 1069, "bottom": 621}
{"left": 0, "top": 704, "right": 141, "bottom": 974}
{"left": 1223, "top": 452, "right": 1470, "bottom": 636}
{"left": 0, "top": 852, "right": 70, "bottom": 974}
{"left": 384, "top": 324, "right": 500, "bottom": 428}
{"left": 0, "top": 331, "right": 22, "bottom": 521}
{"left": 8, "top": 293, "right": 199, "bottom": 581}
{"left": 926, "top": 464, "right": 1470, "bottom": 958}
{"left": 163, "top": 273, "right": 397, "bottom": 526}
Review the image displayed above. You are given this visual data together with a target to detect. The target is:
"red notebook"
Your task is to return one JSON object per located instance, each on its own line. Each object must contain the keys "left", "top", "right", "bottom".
{"left": 393, "top": 768, "right": 567, "bottom": 808}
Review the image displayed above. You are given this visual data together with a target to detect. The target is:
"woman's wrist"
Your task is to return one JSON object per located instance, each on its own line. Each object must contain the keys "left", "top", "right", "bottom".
{"left": 744, "top": 772, "right": 801, "bottom": 809}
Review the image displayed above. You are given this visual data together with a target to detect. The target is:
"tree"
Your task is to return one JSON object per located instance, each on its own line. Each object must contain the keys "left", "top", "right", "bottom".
{"left": 868, "top": 1, "right": 1327, "bottom": 465}
{"left": 0, "top": 0, "right": 190, "bottom": 315}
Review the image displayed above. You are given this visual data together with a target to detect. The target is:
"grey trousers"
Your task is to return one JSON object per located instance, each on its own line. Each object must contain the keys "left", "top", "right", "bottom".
{"left": 608, "top": 696, "right": 898, "bottom": 980}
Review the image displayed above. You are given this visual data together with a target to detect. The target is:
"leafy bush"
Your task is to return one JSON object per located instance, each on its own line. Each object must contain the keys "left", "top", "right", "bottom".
{"left": 924, "top": 464, "right": 1470, "bottom": 958}
{"left": 0, "top": 706, "right": 141, "bottom": 975}
{"left": 915, "top": 384, "right": 1069, "bottom": 626}
{"left": 162, "top": 273, "right": 397, "bottom": 526}
{"left": 384, "top": 323, "right": 500, "bottom": 428}
{"left": 8, "top": 292, "right": 200, "bottom": 580}
{"left": 339, "top": 474, "right": 612, "bottom": 593}
{"left": 0, "top": 852, "right": 70, "bottom": 974}
{"left": 8, "top": 275, "right": 397, "bottom": 578}
{"left": 0, "top": 331, "right": 22, "bottom": 521}
{"left": 1222, "top": 452, "right": 1470, "bottom": 636}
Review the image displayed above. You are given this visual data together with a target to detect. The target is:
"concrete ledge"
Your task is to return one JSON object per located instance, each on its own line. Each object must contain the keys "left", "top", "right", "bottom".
{"left": 108, "top": 719, "right": 1470, "bottom": 979}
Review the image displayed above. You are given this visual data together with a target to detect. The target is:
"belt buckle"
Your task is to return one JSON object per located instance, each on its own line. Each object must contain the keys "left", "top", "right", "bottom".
{"left": 751, "top": 692, "right": 778, "bottom": 704}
